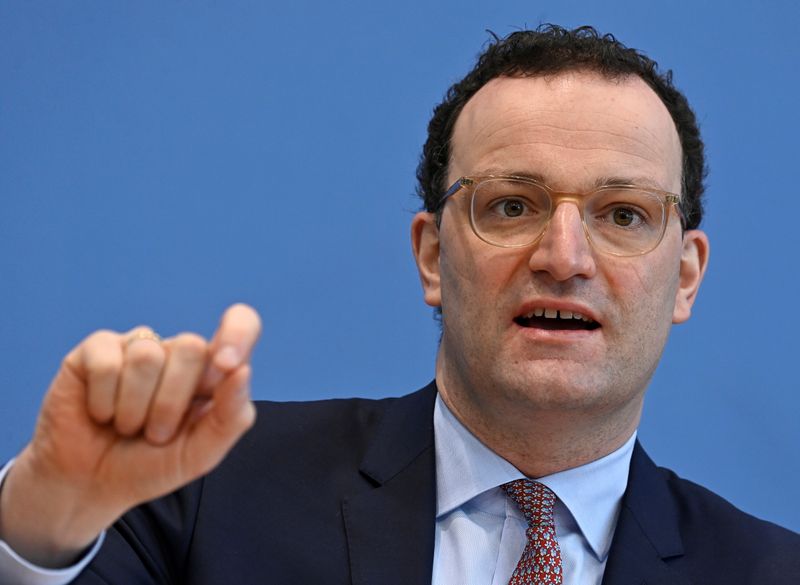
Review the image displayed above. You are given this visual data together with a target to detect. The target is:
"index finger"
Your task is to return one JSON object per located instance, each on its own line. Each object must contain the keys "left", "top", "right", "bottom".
{"left": 202, "top": 303, "right": 262, "bottom": 389}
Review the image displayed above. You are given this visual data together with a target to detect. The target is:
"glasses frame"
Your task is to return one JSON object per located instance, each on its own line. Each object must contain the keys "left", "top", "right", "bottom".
{"left": 437, "top": 175, "right": 685, "bottom": 257}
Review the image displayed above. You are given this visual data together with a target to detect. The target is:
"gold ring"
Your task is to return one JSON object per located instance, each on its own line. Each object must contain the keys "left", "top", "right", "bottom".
{"left": 127, "top": 329, "right": 162, "bottom": 345}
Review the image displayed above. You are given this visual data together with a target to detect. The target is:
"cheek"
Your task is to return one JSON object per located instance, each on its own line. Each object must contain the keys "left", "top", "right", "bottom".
{"left": 606, "top": 229, "right": 683, "bottom": 302}
{"left": 603, "top": 255, "right": 681, "bottom": 339}
{"left": 440, "top": 230, "right": 530, "bottom": 309}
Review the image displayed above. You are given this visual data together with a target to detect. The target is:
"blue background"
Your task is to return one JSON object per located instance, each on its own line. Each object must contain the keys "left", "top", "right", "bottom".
{"left": 2, "top": 1, "right": 798, "bottom": 533}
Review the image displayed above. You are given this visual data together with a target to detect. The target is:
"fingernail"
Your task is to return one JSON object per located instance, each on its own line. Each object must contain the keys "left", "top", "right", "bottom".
{"left": 214, "top": 345, "right": 241, "bottom": 370}
{"left": 148, "top": 424, "right": 172, "bottom": 444}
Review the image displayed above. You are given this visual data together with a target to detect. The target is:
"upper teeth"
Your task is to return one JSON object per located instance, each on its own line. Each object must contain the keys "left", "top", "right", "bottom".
{"left": 523, "top": 308, "right": 593, "bottom": 322}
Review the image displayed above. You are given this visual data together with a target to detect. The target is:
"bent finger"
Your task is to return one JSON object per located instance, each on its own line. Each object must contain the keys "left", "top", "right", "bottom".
{"left": 114, "top": 327, "right": 166, "bottom": 436}
{"left": 79, "top": 330, "right": 124, "bottom": 424}
{"left": 145, "top": 333, "right": 208, "bottom": 444}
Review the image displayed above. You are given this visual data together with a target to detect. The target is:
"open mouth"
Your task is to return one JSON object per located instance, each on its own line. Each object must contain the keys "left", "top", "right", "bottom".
{"left": 514, "top": 308, "right": 601, "bottom": 331}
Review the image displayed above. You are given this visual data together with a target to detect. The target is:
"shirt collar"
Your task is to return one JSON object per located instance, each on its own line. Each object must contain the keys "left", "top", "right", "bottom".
{"left": 433, "top": 393, "right": 636, "bottom": 561}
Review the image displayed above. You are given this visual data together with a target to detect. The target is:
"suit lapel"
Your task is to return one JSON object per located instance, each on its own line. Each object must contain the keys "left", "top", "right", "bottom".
{"left": 601, "top": 442, "right": 691, "bottom": 585}
{"left": 343, "top": 383, "right": 437, "bottom": 585}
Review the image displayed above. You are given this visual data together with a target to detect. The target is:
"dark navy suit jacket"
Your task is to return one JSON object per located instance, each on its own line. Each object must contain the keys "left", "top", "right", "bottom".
{"left": 75, "top": 382, "right": 800, "bottom": 584}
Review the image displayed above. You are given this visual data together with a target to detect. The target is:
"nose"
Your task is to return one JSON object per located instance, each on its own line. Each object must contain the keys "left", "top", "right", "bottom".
{"left": 528, "top": 202, "right": 597, "bottom": 281}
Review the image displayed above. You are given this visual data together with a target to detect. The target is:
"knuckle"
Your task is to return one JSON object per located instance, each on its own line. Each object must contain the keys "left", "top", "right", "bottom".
{"left": 85, "top": 353, "right": 123, "bottom": 380}
{"left": 86, "top": 329, "right": 119, "bottom": 345}
{"left": 126, "top": 342, "right": 166, "bottom": 372}
{"left": 83, "top": 331, "right": 122, "bottom": 357}
{"left": 90, "top": 353, "right": 123, "bottom": 377}
{"left": 171, "top": 333, "right": 208, "bottom": 363}
{"left": 81, "top": 331, "right": 122, "bottom": 363}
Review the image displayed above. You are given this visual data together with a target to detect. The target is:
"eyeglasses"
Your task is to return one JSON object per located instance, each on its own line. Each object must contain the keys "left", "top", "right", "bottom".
{"left": 438, "top": 175, "right": 685, "bottom": 257}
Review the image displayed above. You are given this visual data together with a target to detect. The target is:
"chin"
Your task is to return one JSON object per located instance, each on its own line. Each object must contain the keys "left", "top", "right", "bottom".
{"left": 495, "top": 363, "right": 622, "bottom": 411}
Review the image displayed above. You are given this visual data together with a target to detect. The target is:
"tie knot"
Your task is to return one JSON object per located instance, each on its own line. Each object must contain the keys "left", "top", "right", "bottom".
{"left": 502, "top": 479, "right": 557, "bottom": 529}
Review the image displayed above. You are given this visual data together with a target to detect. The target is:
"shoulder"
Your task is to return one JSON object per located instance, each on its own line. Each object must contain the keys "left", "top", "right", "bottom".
{"left": 216, "top": 382, "right": 437, "bottom": 482}
{"left": 658, "top": 465, "right": 799, "bottom": 543}
{"left": 252, "top": 393, "right": 401, "bottom": 438}
{"left": 658, "top": 465, "right": 800, "bottom": 580}
{"left": 243, "top": 384, "right": 433, "bottom": 449}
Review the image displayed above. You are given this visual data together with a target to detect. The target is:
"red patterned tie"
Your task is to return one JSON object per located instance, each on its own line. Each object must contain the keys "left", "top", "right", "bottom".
{"left": 502, "top": 479, "right": 564, "bottom": 585}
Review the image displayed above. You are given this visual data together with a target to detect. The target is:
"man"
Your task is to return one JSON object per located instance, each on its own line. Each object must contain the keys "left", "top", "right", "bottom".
{"left": 0, "top": 25, "right": 797, "bottom": 584}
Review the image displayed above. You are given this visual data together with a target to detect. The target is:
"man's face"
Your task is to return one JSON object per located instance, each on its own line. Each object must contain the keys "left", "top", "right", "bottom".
{"left": 412, "top": 72, "right": 708, "bottom": 424}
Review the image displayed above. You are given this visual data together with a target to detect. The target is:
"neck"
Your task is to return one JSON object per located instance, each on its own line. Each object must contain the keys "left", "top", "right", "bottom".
{"left": 435, "top": 356, "right": 643, "bottom": 478}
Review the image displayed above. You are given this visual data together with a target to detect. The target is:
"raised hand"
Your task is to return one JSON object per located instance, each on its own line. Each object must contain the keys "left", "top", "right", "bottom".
{"left": 0, "top": 304, "right": 261, "bottom": 568}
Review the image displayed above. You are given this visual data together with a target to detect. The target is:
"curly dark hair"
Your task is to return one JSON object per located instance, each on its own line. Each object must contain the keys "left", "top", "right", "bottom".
{"left": 416, "top": 24, "right": 706, "bottom": 230}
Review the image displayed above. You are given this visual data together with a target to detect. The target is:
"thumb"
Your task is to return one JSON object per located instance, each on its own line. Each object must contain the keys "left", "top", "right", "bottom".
{"left": 201, "top": 304, "right": 262, "bottom": 391}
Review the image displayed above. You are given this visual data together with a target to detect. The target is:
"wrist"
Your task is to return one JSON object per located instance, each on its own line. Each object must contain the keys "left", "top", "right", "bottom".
{"left": 0, "top": 449, "right": 112, "bottom": 568}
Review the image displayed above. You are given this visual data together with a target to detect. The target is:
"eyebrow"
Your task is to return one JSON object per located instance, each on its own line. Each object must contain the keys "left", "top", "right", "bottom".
{"left": 472, "top": 169, "right": 669, "bottom": 192}
{"left": 592, "top": 176, "right": 668, "bottom": 191}
{"left": 474, "top": 168, "right": 548, "bottom": 183}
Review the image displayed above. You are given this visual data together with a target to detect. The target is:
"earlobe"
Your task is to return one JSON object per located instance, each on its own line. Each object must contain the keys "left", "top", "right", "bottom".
{"left": 673, "top": 229, "right": 710, "bottom": 323}
{"left": 411, "top": 212, "right": 442, "bottom": 307}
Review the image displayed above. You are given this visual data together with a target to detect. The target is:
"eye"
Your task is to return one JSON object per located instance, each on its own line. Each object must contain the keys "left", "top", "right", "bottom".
{"left": 490, "top": 198, "right": 531, "bottom": 218}
{"left": 501, "top": 199, "right": 526, "bottom": 217}
{"left": 612, "top": 207, "right": 638, "bottom": 227}
{"left": 601, "top": 205, "right": 647, "bottom": 229}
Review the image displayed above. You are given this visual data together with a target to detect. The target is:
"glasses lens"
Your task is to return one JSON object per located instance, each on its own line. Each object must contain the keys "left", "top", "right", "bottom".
{"left": 584, "top": 188, "right": 666, "bottom": 255}
{"left": 471, "top": 178, "right": 551, "bottom": 246}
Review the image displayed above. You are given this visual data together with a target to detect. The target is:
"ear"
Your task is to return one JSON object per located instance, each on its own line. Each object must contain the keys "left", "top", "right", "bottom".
{"left": 672, "top": 229, "right": 710, "bottom": 324}
{"left": 411, "top": 212, "right": 442, "bottom": 307}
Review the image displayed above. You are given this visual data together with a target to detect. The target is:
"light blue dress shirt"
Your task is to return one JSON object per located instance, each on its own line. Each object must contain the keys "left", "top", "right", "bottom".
{"left": 0, "top": 394, "right": 636, "bottom": 585}
{"left": 433, "top": 395, "right": 636, "bottom": 585}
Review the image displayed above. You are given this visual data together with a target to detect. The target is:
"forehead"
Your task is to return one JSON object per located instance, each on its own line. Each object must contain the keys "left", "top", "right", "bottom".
{"left": 449, "top": 72, "right": 683, "bottom": 192}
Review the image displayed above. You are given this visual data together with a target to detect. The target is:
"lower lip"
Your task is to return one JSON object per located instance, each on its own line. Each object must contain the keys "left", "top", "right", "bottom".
{"left": 513, "top": 322, "right": 601, "bottom": 343}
